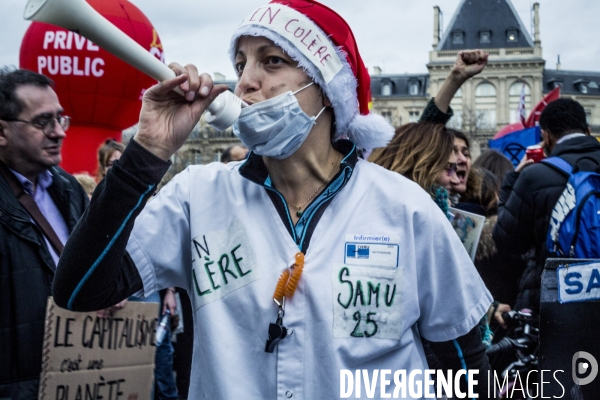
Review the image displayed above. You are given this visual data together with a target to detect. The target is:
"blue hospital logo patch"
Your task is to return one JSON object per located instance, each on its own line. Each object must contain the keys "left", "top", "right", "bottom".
{"left": 344, "top": 238, "right": 399, "bottom": 269}
{"left": 346, "top": 244, "right": 370, "bottom": 259}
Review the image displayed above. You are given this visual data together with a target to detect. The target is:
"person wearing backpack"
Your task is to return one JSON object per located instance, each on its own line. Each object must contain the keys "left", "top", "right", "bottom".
{"left": 492, "top": 98, "right": 600, "bottom": 315}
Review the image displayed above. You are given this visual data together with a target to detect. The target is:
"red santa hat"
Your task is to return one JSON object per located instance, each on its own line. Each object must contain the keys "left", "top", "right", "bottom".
{"left": 228, "top": 0, "right": 394, "bottom": 149}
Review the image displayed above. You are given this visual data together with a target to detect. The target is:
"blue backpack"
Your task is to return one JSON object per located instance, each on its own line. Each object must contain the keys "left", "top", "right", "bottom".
{"left": 543, "top": 156, "right": 600, "bottom": 258}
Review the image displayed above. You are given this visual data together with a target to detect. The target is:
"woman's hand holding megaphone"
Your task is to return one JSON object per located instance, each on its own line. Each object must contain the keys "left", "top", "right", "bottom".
{"left": 134, "top": 63, "right": 229, "bottom": 161}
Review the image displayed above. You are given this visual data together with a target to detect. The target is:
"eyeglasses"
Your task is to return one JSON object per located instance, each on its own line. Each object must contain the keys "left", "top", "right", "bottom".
{"left": 445, "top": 162, "right": 458, "bottom": 175}
{"left": 5, "top": 115, "right": 71, "bottom": 137}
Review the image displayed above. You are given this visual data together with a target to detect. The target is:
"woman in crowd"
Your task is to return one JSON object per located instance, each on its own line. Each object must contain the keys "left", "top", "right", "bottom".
{"left": 455, "top": 149, "right": 513, "bottom": 217}
{"left": 414, "top": 52, "right": 484, "bottom": 208}
{"left": 473, "top": 148, "right": 514, "bottom": 184}
{"left": 96, "top": 138, "right": 125, "bottom": 181}
{"left": 369, "top": 123, "right": 458, "bottom": 217}
{"left": 54, "top": 1, "right": 494, "bottom": 397}
{"left": 74, "top": 172, "right": 97, "bottom": 200}
{"left": 447, "top": 129, "right": 474, "bottom": 206}
{"left": 369, "top": 45, "right": 489, "bottom": 215}
{"left": 471, "top": 169, "right": 522, "bottom": 305}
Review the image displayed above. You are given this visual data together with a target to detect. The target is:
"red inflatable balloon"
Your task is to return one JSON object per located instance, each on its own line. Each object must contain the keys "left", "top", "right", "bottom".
{"left": 19, "top": 0, "right": 164, "bottom": 175}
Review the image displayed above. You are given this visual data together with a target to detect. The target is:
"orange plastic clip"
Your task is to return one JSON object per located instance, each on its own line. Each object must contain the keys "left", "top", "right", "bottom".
{"left": 273, "top": 252, "right": 304, "bottom": 303}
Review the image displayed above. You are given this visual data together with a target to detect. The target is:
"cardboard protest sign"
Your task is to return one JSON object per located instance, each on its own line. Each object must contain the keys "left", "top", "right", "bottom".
{"left": 449, "top": 207, "right": 486, "bottom": 261}
{"left": 39, "top": 297, "right": 159, "bottom": 400}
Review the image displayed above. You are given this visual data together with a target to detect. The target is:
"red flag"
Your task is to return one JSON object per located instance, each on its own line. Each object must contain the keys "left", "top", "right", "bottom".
{"left": 524, "top": 86, "right": 561, "bottom": 128}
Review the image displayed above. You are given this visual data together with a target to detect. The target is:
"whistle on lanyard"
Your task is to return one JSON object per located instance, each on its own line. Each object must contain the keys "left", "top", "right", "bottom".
{"left": 265, "top": 298, "right": 288, "bottom": 353}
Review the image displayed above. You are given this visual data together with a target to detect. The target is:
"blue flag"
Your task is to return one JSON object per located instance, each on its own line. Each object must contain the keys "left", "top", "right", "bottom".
{"left": 488, "top": 126, "right": 541, "bottom": 167}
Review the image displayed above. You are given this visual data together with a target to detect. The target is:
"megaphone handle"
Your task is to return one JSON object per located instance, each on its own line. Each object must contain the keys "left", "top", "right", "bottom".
{"left": 172, "top": 86, "right": 185, "bottom": 97}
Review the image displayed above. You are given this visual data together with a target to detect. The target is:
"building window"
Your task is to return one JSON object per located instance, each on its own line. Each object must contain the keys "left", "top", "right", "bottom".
{"left": 589, "top": 81, "right": 599, "bottom": 89}
{"left": 454, "top": 88, "right": 462, "bottom": 98}
{"left": 475, "top": 82, "right": 497, "bottom": 97}
{"left": 586, "top": 110, "right": 592, "bottom": 124}
{"left": 191, "top": 150, "right": 202, "bottom": 165}
{"left": 479, "top": 30, "right": 491, "bottom": 44}
{"left": 476, "top": 109, "right": 497, "bottom": 129}
{"left": 508, "top": 82, "right": 532, "bottom": 123}
{"left": 452, "top": 30, "right": 464, "bottom": 45}
{"left": 508, "top": 82, "right": 531, "bottom": 96}
{"left": 475, "top": 82, "right": 496, "bottom": 130}
{"left": 506, "top": 29, "right": 519, "bottom": 43}
{"left": 381, "top": 82, "right": 392, "bottom": 96}
{"left": 574, "top": 80, "right": 590, "bottom": 94}
{"left": 381, "top": 111, "right": 392, "bottom": 123}
{"left": 409, "top": 82, "right": 420, "bottom": 95}
{"left": 447, "top": 111, "right": 462, "bottom": 129}
{"left": 547, "top": 78, "right": 563, "bottom": 90}
{"left": 409, "top": 111, "right": 420, "bottom": 123}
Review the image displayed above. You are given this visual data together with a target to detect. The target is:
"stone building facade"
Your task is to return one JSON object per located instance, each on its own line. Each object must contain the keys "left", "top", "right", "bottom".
{"left": 370, "top": 0, "right": 600, "bottom": 157}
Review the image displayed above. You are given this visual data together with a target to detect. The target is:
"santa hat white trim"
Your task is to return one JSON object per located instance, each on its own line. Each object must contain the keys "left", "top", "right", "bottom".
{"left": 229, "top": 5, "right": 394, "bottom": 149}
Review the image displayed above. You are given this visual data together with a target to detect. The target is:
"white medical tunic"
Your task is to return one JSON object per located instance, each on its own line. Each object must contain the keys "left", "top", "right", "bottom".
{"left": 126, "top": 157, "right": 492, "bottom": 399}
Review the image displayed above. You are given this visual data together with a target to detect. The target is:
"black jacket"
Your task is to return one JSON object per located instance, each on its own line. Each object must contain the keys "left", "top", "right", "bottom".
{"left": 493, "top": 135, "right": 600, "bottom": 312}
{"left": 0, "top": 164, "right": 88, "bottom": 399}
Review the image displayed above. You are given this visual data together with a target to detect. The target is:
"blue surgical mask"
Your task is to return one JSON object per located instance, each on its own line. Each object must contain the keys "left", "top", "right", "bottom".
{"left": 232, "top": 82, "right": 326, "bottom": 160}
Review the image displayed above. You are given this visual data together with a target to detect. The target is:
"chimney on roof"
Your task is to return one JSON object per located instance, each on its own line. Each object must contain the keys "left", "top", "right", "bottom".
{"left": 556, "top": 55, "right": 561, "bottom": 71}
{"left": 533, "top": 3, "right": 541, "bottom": 47}
{"left": 373, "top": 66, "right": 382, "bottom": 75}
{"left": 433, "top": 6, "right": 441, "bottom": 49}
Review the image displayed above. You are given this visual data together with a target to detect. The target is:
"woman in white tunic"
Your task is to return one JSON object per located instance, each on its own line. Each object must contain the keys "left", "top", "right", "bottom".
{"left": 54, "top": 1, "right": 494, "bottom": 398}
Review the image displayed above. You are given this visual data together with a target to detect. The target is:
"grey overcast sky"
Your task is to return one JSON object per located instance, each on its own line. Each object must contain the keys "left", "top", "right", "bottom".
{"left": 2, "top": 0, "right": 599, "bottom": 80}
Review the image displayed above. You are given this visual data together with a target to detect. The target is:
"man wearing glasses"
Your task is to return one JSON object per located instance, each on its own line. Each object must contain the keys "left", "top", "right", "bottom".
{"left": 0, "top": 68, "right": 88, "bottom": 399}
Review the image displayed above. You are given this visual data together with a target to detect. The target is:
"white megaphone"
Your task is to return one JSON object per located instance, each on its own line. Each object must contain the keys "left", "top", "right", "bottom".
{"left": 23, "top": 0, "right": 243, "bottom": 131}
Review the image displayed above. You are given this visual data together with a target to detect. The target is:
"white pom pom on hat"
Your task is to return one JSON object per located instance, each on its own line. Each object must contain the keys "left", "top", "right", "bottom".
{"left": 229, "top": 0, "right": 394, "bottom": 149}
